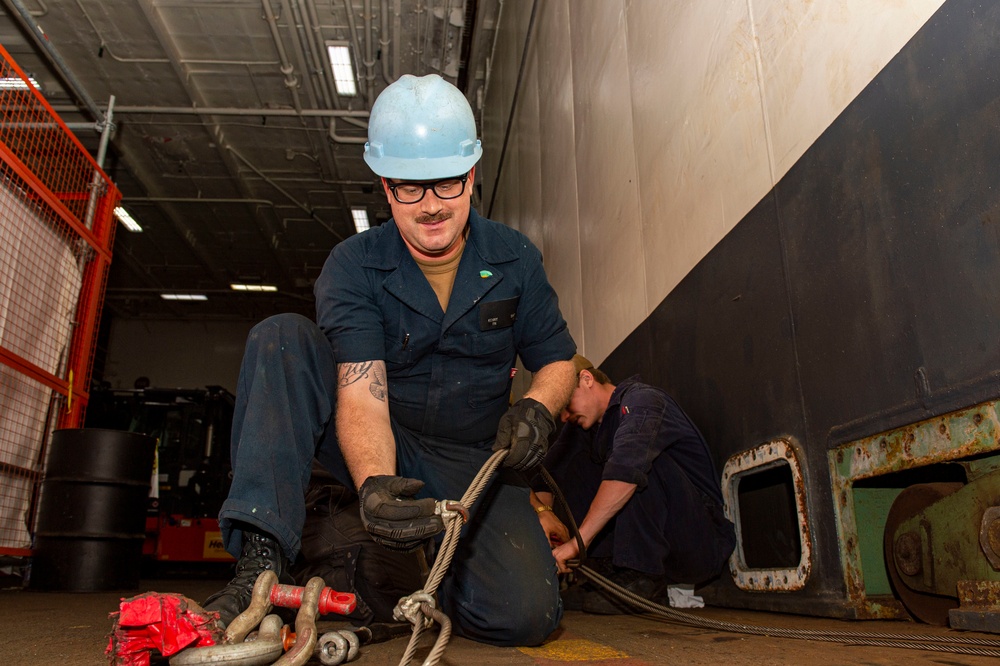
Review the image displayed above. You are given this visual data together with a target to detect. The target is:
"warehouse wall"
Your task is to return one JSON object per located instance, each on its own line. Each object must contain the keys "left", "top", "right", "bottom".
{"left": 102, "top": 319, "right": 253, "bottom": 393}
{"left": 481, "top": 0, "right": 946, "bottom": 364}
{"left": 481, "top": 0, "right": 1000, "bottom": 617}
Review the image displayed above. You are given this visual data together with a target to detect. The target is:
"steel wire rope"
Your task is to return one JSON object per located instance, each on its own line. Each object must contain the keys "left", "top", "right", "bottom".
{"left": 576, "top": 565, "right": 1000, "bottom": 658}
{"left": 395, "top": 449, "right": 507, "bottom": 666}
{"left": 537, "top": 464, "right": 588, "bottom": 562}
{"left": 541, "top": 455, "right": 1000, "bottom": 659}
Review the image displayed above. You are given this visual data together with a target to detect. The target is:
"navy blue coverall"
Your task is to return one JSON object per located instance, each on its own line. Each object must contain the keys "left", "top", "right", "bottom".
{"left": 540, "top": 377, "right": 735, "bottom": 584}
{"left": 218, "top": 209, "right": 576, "bottom": 646}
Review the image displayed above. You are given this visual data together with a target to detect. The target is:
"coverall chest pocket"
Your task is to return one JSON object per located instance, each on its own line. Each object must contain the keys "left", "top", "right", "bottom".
{"left": 382, "top": 310, "right": 433, "bottom": 408}
{"left": 383, "top": 331, "right": 413, "bottom": 367}
{"left": 456, "top": 329, "right": 515, "bottom": 408}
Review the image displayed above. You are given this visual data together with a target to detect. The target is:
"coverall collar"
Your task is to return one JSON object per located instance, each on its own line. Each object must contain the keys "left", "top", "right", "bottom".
{"left": 363, "top": 209, "right": 521, "bottom": 330}
{"left": 602, "top": 375, "right": 643, "bottom": 416}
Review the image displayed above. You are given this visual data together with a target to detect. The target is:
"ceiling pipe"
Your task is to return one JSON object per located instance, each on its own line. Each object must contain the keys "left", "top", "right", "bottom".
{"left": 414, "top": 0, "right": 425, "bottom": 61}
{"left": 128, "top": 191, "right": 360, "bottom": 203}
{"left": 298, "top": 0, "right": 368, "bottom": 134}
{"left": 291, "top": 0, "right": 370, "bottom": 142}
{"left": 125, "top": 197, "right": 278, "bottom": 206}
{"left": 340, "top": 0, "right": 373, "bottom": 106}
{"left": 379, "top": 0, "right": 396, "bottom": 84}
{"left": 295, "top": 0, "right": 365, "bottom": 142}
{"left": 227, "top": 146, "right": 314, "bottom": 214}
{"left": 265, "top": 0, "right": 344, "bottom": 183}
{"left": 277, "top": 0, "right": 367, "bottom": 214}
{"left": 297, "top": 0, "right": 336, "bottom": 109}
{"left": 261, "top": 0, "right": 304, "bottom": 114}
{"left": 227, "top": 145, "right": 346, "bottom": 242}
{"left": 339, "top": 115, "right": 371, "bottom": 130}
{"left": 455, "top": 0, "right": 477, "bottom": 91}
{"left": 362, "top": 0, "right": 377, "bottom": 106}
{"left": 436, "top": 0, "right": 451, "bottom": 76}
{"left": 279, "top": 2, "right": 325, "bottom": 133}
{"left": 282, "top": 0, "right": 329, "bottom": 111}
{"left": 2, "top": 0, "right": 106, "bottom": 123}
{"left": 113, "top": 105, "right": 369, "bottom": 117}
{"left": 296, "top": 0, "right": 376, "bottom": 218}
{"left": 3, "top": 122, "right": 98, "bottom": 131}
{"left": 305, "top": 0, "right": 370, "bottom": 132}
{"left": 338, "top": 114, "right": 370, "bottom": 127}
{"left": 329, "top": 123, "right": 368, "bottom": 144}
{"left": 392, "top": 0, "right": 402, "bottom": 83}
{"left": 72, "top": 0, "right": 278, "bottom": 66}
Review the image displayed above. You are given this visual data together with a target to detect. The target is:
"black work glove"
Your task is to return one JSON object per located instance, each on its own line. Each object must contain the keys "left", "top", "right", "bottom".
{"left": 492, "top": 397, "right": 555, "bottom": 471}
{"left": 358, "top": 475, "right": 445, "bottom": 552}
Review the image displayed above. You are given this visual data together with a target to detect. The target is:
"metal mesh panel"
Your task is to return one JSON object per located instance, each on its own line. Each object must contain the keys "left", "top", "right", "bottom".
{"left": 0, "top": 170, "right": 82, "bottom": 375}
{"left": 0, "top": 45, "right": 120, "bottom": 555}
{"left": 0, "top": 366, "right": 61, "bottom": 551}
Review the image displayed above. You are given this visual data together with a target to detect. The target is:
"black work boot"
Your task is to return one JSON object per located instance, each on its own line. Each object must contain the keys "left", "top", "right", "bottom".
{"left": 582, "top": 566, "right": 669, "bottom": 615}
{"left": 203, "top": 531, "right": 294, "bottom": 628}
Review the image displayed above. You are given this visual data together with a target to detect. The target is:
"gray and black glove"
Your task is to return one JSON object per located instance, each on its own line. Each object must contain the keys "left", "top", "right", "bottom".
{"left": 492, "top": 397, "right": 555, "bottom": 471}
{"left": 358, "top": 475, "right": 445, "bottom": 552}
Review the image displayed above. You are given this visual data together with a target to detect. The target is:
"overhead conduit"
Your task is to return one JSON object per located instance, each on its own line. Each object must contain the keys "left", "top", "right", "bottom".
{"left": 1, "top": 0, "right": 107, "bottom": 126}
{"left": 261, "top": 0, "right": 304, "bottom": 115}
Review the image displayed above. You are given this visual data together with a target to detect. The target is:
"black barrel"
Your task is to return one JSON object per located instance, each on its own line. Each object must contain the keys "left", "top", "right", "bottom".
{"left": 31, "top": 428, "right": 156, "bottom": 591}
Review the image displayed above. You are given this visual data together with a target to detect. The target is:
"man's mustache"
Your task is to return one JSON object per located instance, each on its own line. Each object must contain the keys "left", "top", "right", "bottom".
{"left": 416, "top": 212, "right": 452, "bottom": 224}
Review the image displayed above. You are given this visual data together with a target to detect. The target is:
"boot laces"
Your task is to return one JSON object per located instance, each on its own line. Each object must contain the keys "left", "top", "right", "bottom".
{"left": 224, "top": 536, "right": 282, "bottom": 599}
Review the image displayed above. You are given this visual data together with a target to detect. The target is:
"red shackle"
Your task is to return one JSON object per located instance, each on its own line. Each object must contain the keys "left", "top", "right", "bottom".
{"left": 269, "top": 582, "right": 357, "bottom": 616}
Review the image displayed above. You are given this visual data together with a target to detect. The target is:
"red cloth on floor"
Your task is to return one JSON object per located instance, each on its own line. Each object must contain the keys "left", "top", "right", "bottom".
{"left": 106, "top": 592, "right": 221, "bottom": 666}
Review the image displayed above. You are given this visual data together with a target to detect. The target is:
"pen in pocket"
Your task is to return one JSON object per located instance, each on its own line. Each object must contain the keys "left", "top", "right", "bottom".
{"left": 401, "top": 333, "right": 410, "bottom": 350}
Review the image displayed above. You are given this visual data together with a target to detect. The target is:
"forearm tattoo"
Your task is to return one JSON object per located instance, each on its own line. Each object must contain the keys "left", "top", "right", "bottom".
{"left": 369, "top": 363, "right": 387, "bottom": 402}
{"left": 339, "top": 361, "right": 387, "bottom": 402}
{"left": 339, "top": 361, "right": 373, "bottom": 387}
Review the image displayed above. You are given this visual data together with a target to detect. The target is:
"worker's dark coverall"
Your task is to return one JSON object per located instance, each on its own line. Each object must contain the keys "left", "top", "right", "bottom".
{"left": 541, "top": 377, "right": 735, "bottom": 584}
{"left": 218, "top": 209, "right": 576, "bottom": 646}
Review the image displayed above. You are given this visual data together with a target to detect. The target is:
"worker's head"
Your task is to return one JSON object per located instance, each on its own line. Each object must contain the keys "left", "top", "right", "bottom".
{"left": 571, "top": 354, "right": 610, "bottom": 384}
{"left": 364, "top": 74, "right": 482, "bottom": 261}
{"left": 560, "top": 354, "right": 614, "bottom": 430}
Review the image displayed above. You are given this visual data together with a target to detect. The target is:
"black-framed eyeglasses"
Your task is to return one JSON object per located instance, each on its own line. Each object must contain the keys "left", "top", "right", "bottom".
{"left": 386, "top": 173, "right": 469, "bottom": 204}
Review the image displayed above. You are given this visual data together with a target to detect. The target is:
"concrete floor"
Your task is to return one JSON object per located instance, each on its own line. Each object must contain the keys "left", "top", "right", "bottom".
{"left": 2, "top": 576, "right": 999, "bottom": 665}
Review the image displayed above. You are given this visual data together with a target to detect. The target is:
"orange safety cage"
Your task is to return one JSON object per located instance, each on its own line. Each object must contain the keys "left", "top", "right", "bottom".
{"left": 0, "top": 44, "right": 120, "bottom": 556}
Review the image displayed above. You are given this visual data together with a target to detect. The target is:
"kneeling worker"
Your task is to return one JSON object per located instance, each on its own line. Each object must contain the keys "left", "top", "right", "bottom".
{"left": 534, "top": 355, "right": 736, "bottom": 614}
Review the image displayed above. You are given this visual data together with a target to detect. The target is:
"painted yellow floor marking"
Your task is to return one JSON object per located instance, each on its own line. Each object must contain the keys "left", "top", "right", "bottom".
{"left": 518, "top": 638, "right": 630, "bottom": 661}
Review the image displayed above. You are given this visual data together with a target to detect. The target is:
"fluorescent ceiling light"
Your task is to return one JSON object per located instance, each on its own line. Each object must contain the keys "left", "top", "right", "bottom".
{"left": 230, "top": 283, "right": 278, "bottom": 292}
{"left": 326, "top": 44, "right": 357, "bottom": 96}
{"left": 0, "top": 76, "right": 40, "bottom": 90}
{"left": 114, "top": 206, "right": 143, "bottom": 232}
{"left": 351, "top": 208, "right": 370, "bottom": 233}
{"left": 161, "top": 293, "right": 208, "bottom": 301}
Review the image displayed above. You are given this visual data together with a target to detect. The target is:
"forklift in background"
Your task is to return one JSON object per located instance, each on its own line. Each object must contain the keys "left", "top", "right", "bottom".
{"left": 85, "top": 385, "right": 236, "bottom": 570}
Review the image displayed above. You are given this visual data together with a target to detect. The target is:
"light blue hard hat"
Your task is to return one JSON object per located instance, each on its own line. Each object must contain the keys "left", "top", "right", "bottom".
{"left": 364, "top": 74, "right": 482, "bottom": 180}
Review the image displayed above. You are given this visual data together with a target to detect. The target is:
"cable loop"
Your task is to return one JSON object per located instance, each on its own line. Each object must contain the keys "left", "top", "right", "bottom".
{"left": 435, "top": 499, "right": 469, "bottom": 524}
{"left": 394, "top": 591, "right": 436, "bottom": 629}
